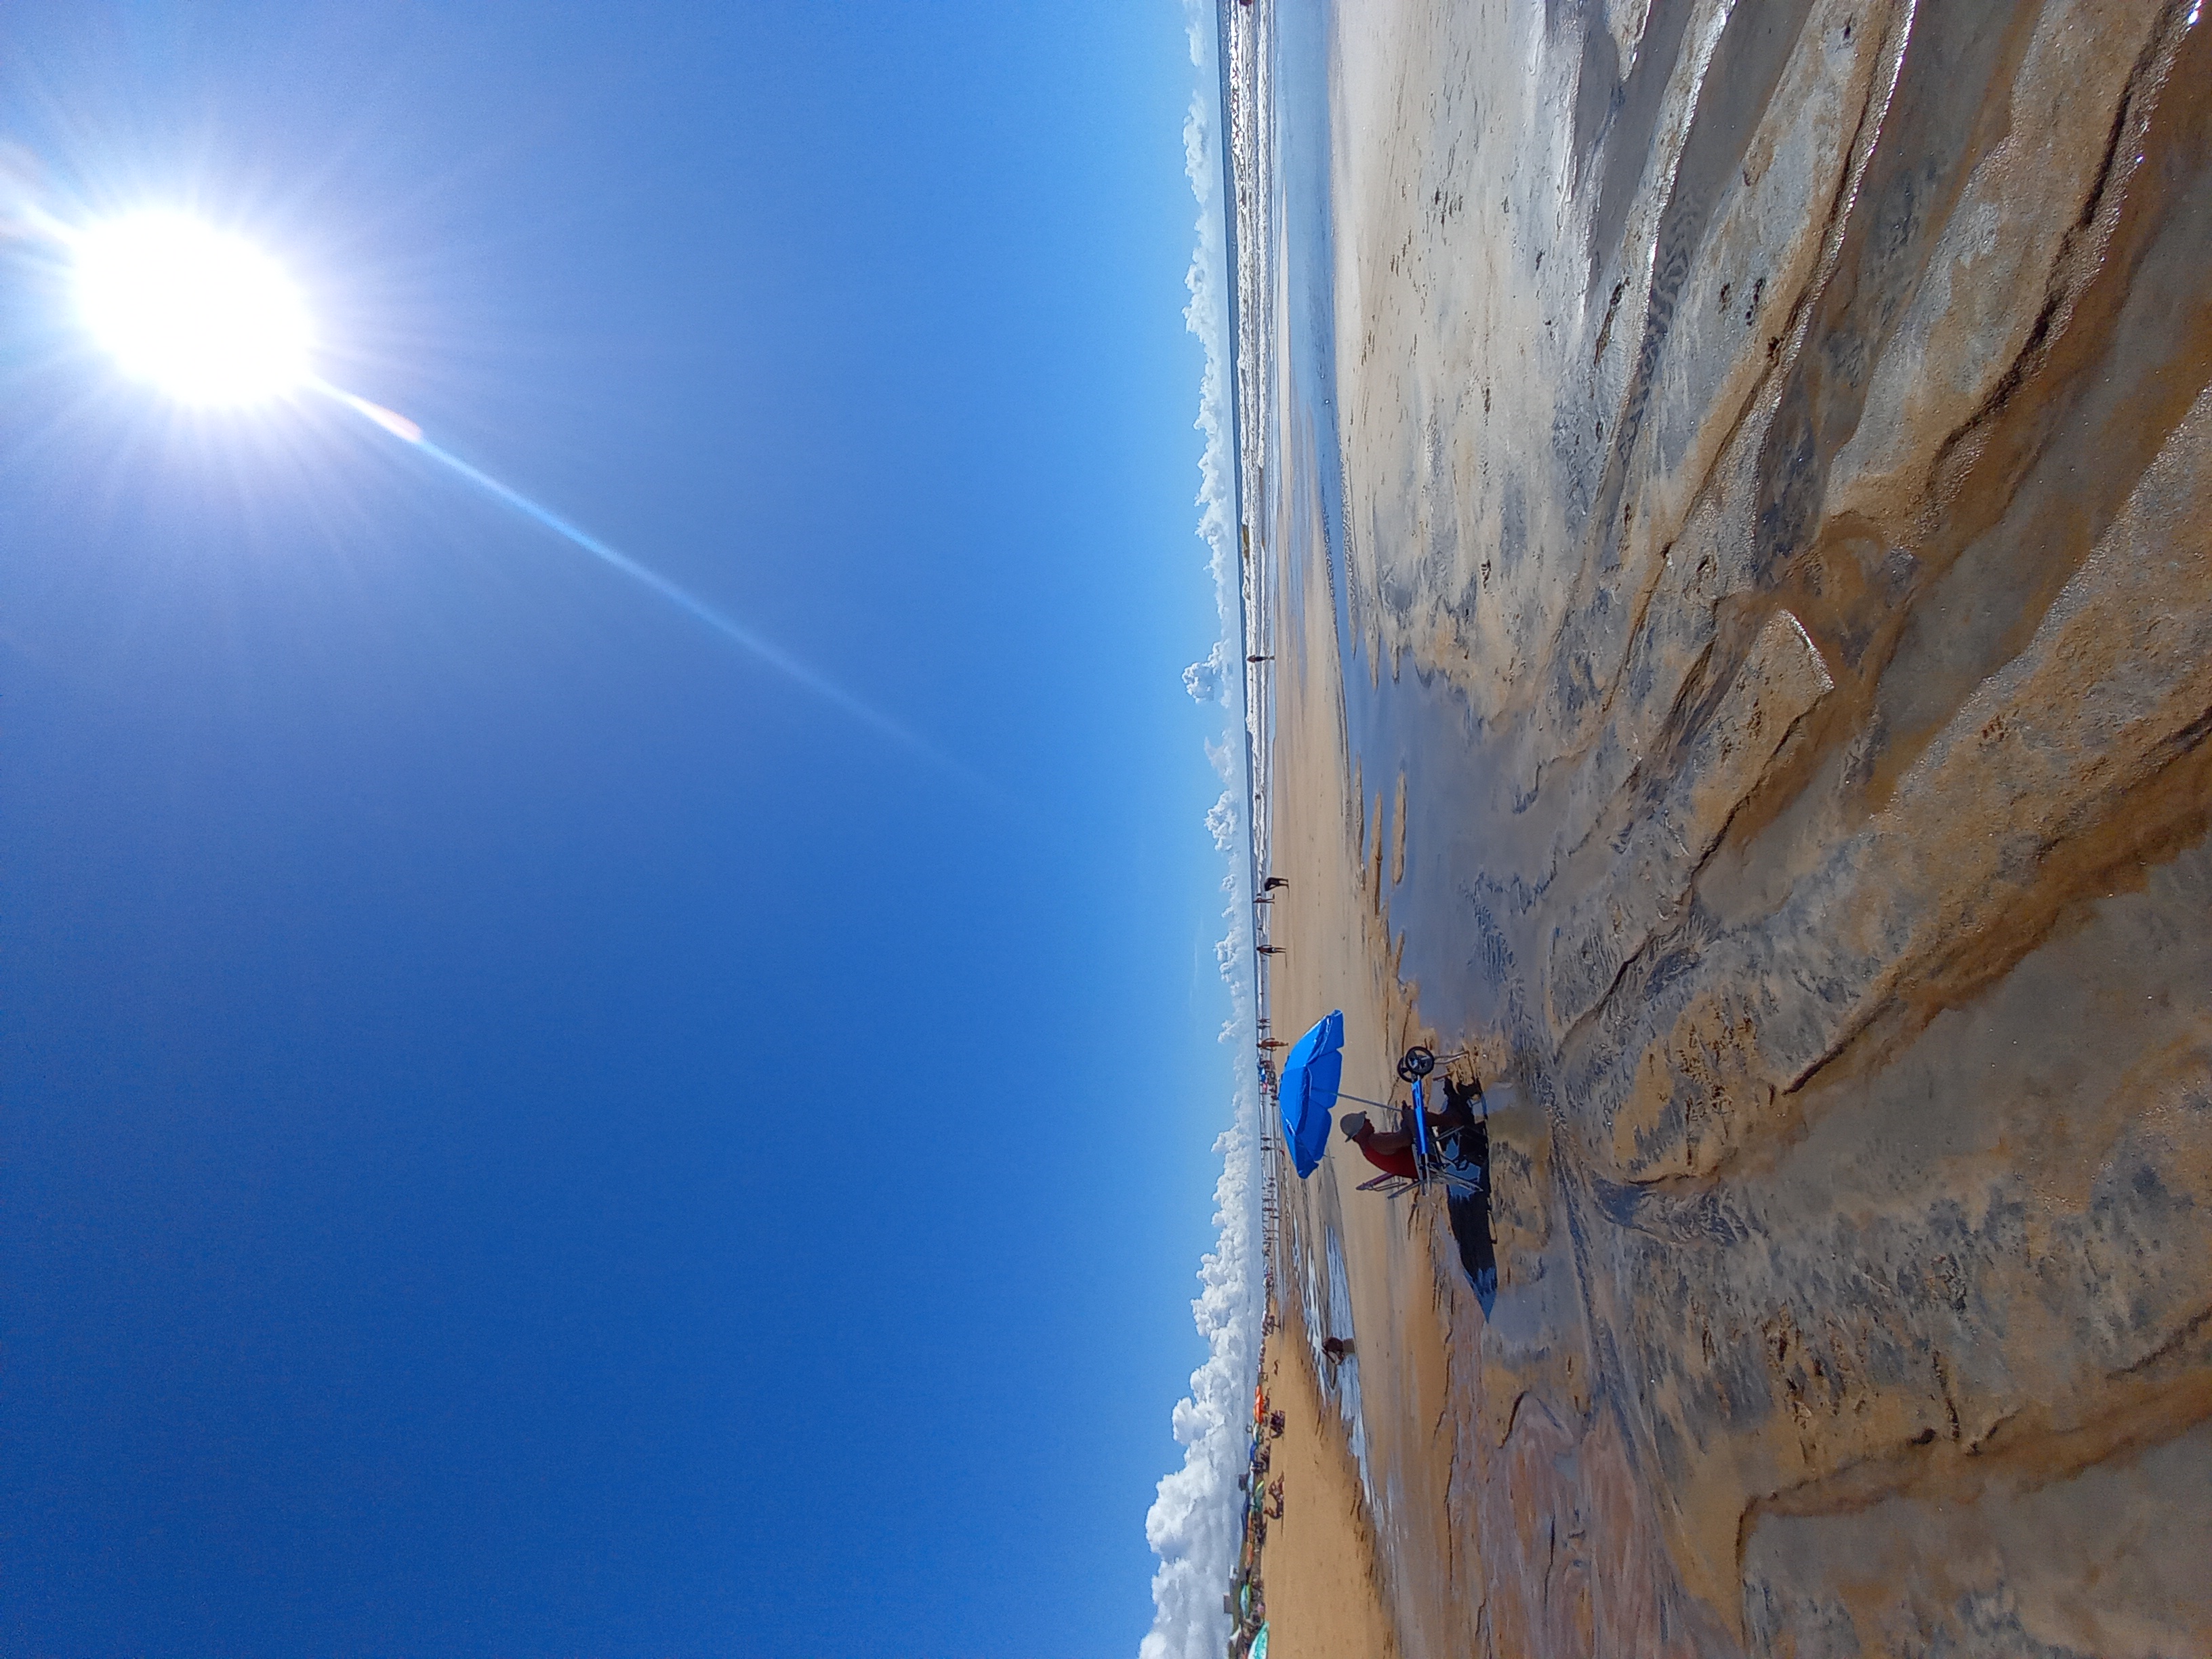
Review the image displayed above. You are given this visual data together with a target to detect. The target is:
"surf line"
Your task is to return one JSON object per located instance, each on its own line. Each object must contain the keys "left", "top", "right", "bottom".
{"left": 312, "top": 379, "right": 954, "bottom": 775}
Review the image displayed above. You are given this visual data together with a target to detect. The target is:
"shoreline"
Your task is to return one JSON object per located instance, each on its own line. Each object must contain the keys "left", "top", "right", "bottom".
{"left": 1237, "top": 1279, "right": 1399, "bottom": 1659}
{"left": 1226, "top": 0, "right": 2212, "bottom": 1653}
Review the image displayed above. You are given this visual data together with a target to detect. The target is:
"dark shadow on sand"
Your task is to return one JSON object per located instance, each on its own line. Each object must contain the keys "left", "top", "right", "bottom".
{"left": 1443, "top": 1122, "right": 1497, "bottom": 1315}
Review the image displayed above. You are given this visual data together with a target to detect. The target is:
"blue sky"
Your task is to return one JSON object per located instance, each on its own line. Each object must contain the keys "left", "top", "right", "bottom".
{"left": 0, "top": 5, "right": 1240, "bottom": 1654}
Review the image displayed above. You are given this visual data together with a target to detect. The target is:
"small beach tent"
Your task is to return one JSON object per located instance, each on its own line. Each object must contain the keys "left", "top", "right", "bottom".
{"left": 1278, "top": 1010, "right": 1345, "bottom": 1177}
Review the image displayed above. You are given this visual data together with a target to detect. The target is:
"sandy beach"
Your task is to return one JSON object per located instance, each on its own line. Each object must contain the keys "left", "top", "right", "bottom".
{"left": 1231, "top": 0, "right": 2212, "bottom": 1652}
{"left": 1241, "top": 1286, "right": 1399, "bottom": 1659}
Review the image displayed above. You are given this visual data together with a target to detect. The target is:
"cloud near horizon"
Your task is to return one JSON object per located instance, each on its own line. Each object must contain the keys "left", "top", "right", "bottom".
{"left": 1185, "top": 638, "right": 1231, "bottom": 705}
{"left": 1139, "top": 8, "right": 1263, "bottom": 1658}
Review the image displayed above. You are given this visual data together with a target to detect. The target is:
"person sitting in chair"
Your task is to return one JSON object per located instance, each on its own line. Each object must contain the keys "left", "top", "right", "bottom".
{"left": 1341, "top": 1084, "right": 1484, "bottom": 1179}
{"left": 1338, "top": 1111, "right": 1419, "bottom": 1178}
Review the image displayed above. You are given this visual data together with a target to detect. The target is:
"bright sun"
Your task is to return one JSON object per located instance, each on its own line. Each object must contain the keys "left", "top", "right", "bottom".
{"left": 74, "top": 213, "right": 313, "bottom": 405}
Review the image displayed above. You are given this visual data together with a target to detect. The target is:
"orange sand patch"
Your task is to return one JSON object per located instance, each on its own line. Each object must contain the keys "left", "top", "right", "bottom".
{"left": 1250, "top": 1286, "right": 1397, "bottom": 1659}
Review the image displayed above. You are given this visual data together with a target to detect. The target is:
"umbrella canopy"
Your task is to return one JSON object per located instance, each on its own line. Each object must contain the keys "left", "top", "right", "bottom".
{"left": 1279, "top": 1010, "right": 1345, "bottom": 1177}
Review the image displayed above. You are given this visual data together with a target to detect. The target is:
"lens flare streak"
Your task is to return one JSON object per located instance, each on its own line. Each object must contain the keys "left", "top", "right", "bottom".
{"left": 1, "top": 171, "right": 956, "bottom": 779}
{"left": 314, "top": 380, "right": 943, "bottom": 768}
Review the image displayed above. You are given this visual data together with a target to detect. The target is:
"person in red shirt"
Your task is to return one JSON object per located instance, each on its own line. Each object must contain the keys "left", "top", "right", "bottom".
{"left": 1340, "top": 1079, "right": 1485, "bottom": 1179}
{"left": 1338, "top": 1111, "right": 1420, "bottom": 1179}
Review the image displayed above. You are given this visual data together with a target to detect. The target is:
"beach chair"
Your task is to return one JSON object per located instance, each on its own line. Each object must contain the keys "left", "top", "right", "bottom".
{"left": 1353, "top": 1074, "right": 1484, "bottom": 1200}
{"left": 1352, "top": 1166, "right": 1418, "bottom": 1197}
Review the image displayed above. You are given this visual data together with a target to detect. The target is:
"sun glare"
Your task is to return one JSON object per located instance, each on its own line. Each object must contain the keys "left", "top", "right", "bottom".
{"left": 74, "top": 213, "right": 313, "bottom": 405}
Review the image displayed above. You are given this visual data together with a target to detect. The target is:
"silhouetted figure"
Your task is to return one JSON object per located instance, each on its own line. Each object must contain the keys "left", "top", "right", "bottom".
{"left": 1263, "top": 876, "right": 1290, "bottom": 890}
{"left": 1247, "top": 653, "right": 1273, "bottom": 663}
{"left": 1320, "top": 1336, "right": 1353, "bottom": 1361}
{"left": 1435, "top": 1074, "right": 1488, "bottom": 1162}
{"left": 1442, "top": 1073, "right": 1486, "bottom": 1115}
{"left": 1257, "top": 945, "right": 1285, "bottom": 956}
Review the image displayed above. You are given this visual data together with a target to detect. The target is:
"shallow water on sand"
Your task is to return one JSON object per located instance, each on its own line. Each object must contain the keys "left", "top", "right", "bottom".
{"left": 1254, "top": 0, "right": 2212, "bottom": 1653}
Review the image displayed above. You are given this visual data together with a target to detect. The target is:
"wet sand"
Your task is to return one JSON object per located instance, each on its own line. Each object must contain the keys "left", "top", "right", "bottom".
{"left": 1237, "top": 0, "right": 2212, "bottom": 1653}
{"left": 1248, "top": 1288, "right": 1399, "bottom": 1659}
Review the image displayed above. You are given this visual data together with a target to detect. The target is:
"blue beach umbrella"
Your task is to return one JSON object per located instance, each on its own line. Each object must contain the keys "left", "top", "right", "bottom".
{"left": 1279, "top": 1010, "right": 1345, "bottom": 1177}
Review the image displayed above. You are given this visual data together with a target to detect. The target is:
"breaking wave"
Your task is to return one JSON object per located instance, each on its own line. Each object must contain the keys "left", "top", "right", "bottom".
{"left": 1141, "top": 5, "right": 1263, "bottom": 1658}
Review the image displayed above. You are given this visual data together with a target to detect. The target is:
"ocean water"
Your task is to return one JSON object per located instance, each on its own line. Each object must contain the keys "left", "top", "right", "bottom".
{"left": 1237, "top": 0, "right": 1515, "bottom": 1634}
{"left": 1214, "top": 1, "right": 2212, "bottom": 1652}
{"left": 1148, "top": 0, "right": 1504, "bottom": 1650}
{"left": 1136, "top": 5, "right": 1266, "bottom": 1658}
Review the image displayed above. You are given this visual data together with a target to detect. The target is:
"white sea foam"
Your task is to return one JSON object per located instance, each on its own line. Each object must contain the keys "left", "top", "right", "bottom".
{"left": 1141, "top": 5, "right": 1263, "bottom": 1657}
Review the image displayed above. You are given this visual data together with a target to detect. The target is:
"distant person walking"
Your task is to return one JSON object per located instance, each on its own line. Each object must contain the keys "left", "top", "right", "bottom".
{"left": 1257, "top": 945, "right": 1285, "bottom": 956}
{"left": 1263, "top": 876, "right": 1290, "bottom": 890}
